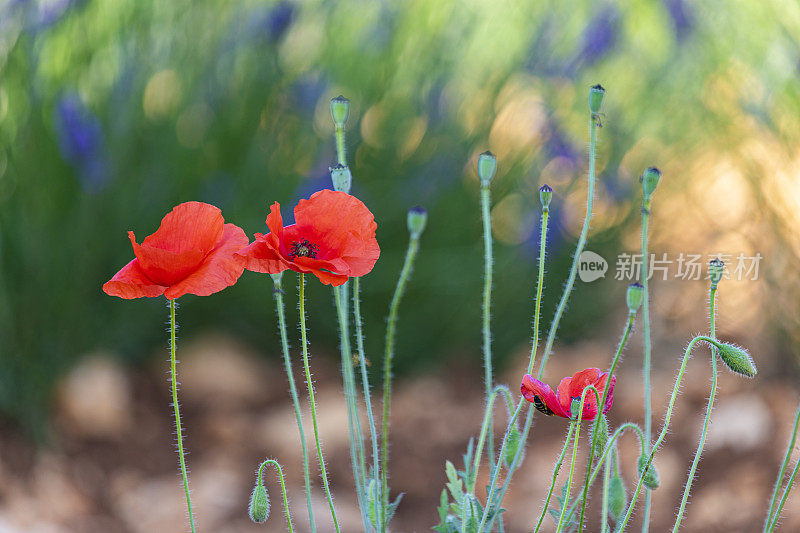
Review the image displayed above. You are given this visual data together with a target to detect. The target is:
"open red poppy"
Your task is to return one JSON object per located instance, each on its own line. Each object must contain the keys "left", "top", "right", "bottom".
{"left": 521, "top": 368, "right": 616, "bottom": 420}
{"left": 235, "top": 189, "right": 380, "bottom": 286}
{"left": 103, "top": 202, "right": 248, "bottom": 299}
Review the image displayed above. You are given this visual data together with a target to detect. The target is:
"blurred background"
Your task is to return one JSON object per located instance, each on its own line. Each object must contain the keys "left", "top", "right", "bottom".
{"left": 3, "top": 0, "right": 800, "bottom": 531}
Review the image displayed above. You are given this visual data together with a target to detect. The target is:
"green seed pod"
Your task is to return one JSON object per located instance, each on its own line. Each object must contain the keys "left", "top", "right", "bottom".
{"left": 593, "top": 414, "right": 610, "bottom": 453}
{"left": 330, "top": 164, "right": 352, "bottom": 193}
{"left": 716, "top": 341, "right": 757, "bottom": 378}
{"left": 539, "top": 184, "right": 553, "bottom": 210}
{"left": 626, "top": 282, "right": 644, "bottom": 313}
{"left": 589, "top": 84, "right": 606, "bottom": 114}
{"left": 504, "top": 426, "right": 523, "bottom": 468}
{"left": 407, "top": 206, "right": 428, "bottom": 239}
{"left": 641, "top": 166, "right": 662, "bottom": 200}
{"left": 330, "top": 95, "right": 350, "bottom": 128}
{"left": 248, "top": 482, "right": 271, "bottom": 523}
{"left": 571, "top": 397, "right": 582, "bottom": 419}
{"left": 637, "top": 455, "right": 660, "bottom": 490}
{"left": 477, "top": 151, "right": 497, "bottom": 185}
{"left": 709, "top": 258, "right": 724, "bottom": 288}
{"left": 608, "top": 474, "right": 627, "bottom": 520}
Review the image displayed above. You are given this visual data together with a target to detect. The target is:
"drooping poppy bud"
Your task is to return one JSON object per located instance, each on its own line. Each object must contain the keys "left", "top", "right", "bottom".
{"left": 608, "top": 474, "right": 627, "bottom": 519}
{"left": 716, "top": 341, "right": 757, "bottom": 378}
{"left": 477, "top": 151, "right": 497, "bottom": 185}
{"left": 330, "top": 95, "right": 350, "bottom": 128}
{"left": 641, "top": 167, "right": 662, "bottom": 200}
{"left": 539, "top": 184, "right": 553, "bottom": 210}
{"left": 637, "top": 455, "right": 660, "bottom": 489}
{"left": 589, "top": 84, "right": 606, "bottom": 114}
{"left": 407, "top": 206, "right": 428, "bottom": 239}
{"left": 248, "top": 480, "right": 271, "bottom": 523}
{"left": 593, "top": 414, "right": 610, "bottom": 453}
{"left": 626, "top": 282, "right": 644, "bottom": 313}
{"left": 330, "top": 164, "right": 352, "bottom": 193}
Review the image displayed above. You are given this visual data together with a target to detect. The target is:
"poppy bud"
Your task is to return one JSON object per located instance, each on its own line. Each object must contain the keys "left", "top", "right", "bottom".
{"left": 330, "top": 95, "right": 350, "bottom": 128}
{"left": 593, "top": 414, "right": 610, "bottom": 453}
{"left": 248, "top": 480, "right": 270, "bottom": 523}
{"left": 709, "top": 258, "right": 724, "bottom": 288}
{"left": 637, "top": 455, "right": 660, "bottom": 489}
{"left": 504, "top": 426, "right": 523, "bottom": 468}
{"left": 716, "top": 341, "right": 757, "bottom": 378}
{"left": 539, "top": 184, "right": 553, "bottom": 210}
{"left": 608, "top": 474, "right": 627, "bottom": 519}
{"left": 477, "top": 151, "right": 497, "bottom": 185}
{"left": 330, "top": 164, "right": 352, "bottom": 193}
{"left": 641, "top": 167, "right": 662, "bottom": 200}
{"left": 589, "top": 84, "right": 605, "bottom": 114}
{"left": 571, "top": 397, "right": 582, "bottom": 419}
{"left": 626, "top": 282, "right": 644, "bottom": 313}
{"left": 407, "top": 206, "right": 427, "bottom": 239}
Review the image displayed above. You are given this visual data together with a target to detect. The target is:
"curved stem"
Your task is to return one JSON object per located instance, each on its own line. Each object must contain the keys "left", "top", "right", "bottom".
{"left": 480, "top": 184, "right": 496, "bottom": 469}
{"left": 257, "top": 459, "right": 294, "bottom": 532}
{"left": 298, "top": 274, "right": 341, "bottom": 533}
{"left": 538, "top": 115, "right": 597, "bottom": 378}
{"left": 168, "top": 299, "right": 196, "bottom": 533}
{"left": 578, "top": 312, "right": 636, "bottom": 529}
{"left": 615, "top": 335, "right": 722, "bottom": 532}
{"left": 764, "top": 403, "right": 800, "bottom": 531}
{"left": 673, "top": 285, "right": 719, "bottom": 531}
{"left": 353, "top": 277, "right": 383, "bottom": 531}
{"left": 470, "top": 384, "right": 515, "bottom": 493}
{"left": 333, "top": 284, "right": 369, "bottom": 530}
{"left": 381, "top": 234, "right": 421, "bottom": 517}
{"left": 640, "top": 196, "right": 654, "bottom": 532}
{"left": 272, "top": 277, "right": 316, "bottom": 531}
{"left": 533, "top": 423, "right": 576, "bottom": 532}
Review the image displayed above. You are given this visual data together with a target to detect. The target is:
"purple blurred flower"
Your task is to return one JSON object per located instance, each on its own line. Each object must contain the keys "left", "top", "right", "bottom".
{"left": 56, "top": 94, "right": 109, "bottom": 192}
{"left": 663, "top": 0, "right": 692, "bottom": 40}
{"left": 579, "top": 6, "right": 618, "bottom": 65}
{"left": 246, "top": 1, "right": 295, "bottom": 42}
{"left": 545, "top": 123, "right": 579, "bottom": 164}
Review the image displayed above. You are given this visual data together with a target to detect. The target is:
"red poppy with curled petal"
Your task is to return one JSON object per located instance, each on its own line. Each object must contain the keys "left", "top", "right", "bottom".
{"left": 521, "top": 368, "right": 616, "bottom": 420}
{"left": 235, "top": 189, "right": 380, "bottom": 286}
{"left": 103, "top": 202, "right": 248, "bottom": 299}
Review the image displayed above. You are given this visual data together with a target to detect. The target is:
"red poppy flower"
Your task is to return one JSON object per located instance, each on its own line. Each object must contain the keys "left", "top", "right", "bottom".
{"left": 235, "top": 189, "right": 380, "bottom": 286}
{"left": 103, "top": 202, "right": 248, "bottom": 299}
{"left": 521, "top": 368, "right": 616, "bottom": 420}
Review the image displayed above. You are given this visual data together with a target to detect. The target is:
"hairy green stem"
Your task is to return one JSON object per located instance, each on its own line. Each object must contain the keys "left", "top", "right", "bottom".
{"left": 470, "top": 384, "right": 515, "bottom": 493}
{"left": 533, "top": 423, "right": 576, "bottom": 532}
{"left": 381, "top": 234, "right": 421, "bottom": 518}
{"left": 298, "top": 274, "right": 341, "bottom": 533}
{"left": 257, "top": 459, "right": 294, "bottom": 532}
{"left": 352, "top": 277, "right": 383, "bottom": 531}
{"left": 168, "top": 299, "right": 196, "bottom": 533}
{"left": 480, "top": 184, "right": 496, "bottom": 470}
{"left": 538, "top": 114, "right": 597, "bottom": 377}
{"left": 333, "top": 283, "right": 370, "bottom": 531}
{"left": 768, "top": 456, "right": 800, "bottom": 532}
{"left": 272, "top": 277, "right": 316, "bottom": 531}
{"left": 673, "top": 285, "right": 719, "bottom": 531}
{"left": 615, "top": 335, "right": 724, "bottom": 532}
{"left": 640, "top": 196, "right": 654, "bottom": 532}
{"left": 578, "top": 311, "right": 636, "bottom": 529}
{"left": 528, "top": 208, "right": 550, "bottom": 375}
{"left": 601, "top": 454, "right": 611, "bottom": 533}
{"left": 764, "top": 403, "right": 800, "bottom": 531}
{"left": 555, "top": 386, "right": 599, "bottom": 533}
{"left": 335, "top": 125, "right": 347, "bottom": 165}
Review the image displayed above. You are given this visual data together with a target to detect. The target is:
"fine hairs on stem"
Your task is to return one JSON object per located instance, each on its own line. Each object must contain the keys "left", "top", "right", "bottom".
{"left": 271, "top": 274, "right": 316, "bottom": 531}
{"left": 168, "top": 298, "right": 196, "bottom": 533}
{"left": 764, "top": 403, "right": 800, "bottom": 531}
{"left": 298, "top": 273, "right": 341, "bottom": 533}
{"left": 250, "top": 459, "right": 294, "bottom": 531}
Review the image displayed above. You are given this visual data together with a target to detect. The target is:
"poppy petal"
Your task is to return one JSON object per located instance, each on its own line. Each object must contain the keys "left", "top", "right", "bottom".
{"left": 235, "top": 233, "right": 292, "bottom": 274}
{"left": 103, "top": 259, "right": 167, "bottom": 299}
{"left": 165, "top": 223, "right": 249, "bottom": 299}
{"left": 521, "top": 374, "right": 570, "bottom": 418}
{"left": 601, "top": 374, "right": 616, "bottom": 415}
{"left": 143, "top": 201, "right": 224, "bottom": 254}
{"left": 294, "top": 189, "right": 380, "bottom": 277}
{"left": 130, "top": 232, "right": 207, "bottom": 286}
{"left": 567, "top": 368, "right": 601, "bottom": 399}
{"left": 265, "top": 202, "right": 285, "bottom": 241}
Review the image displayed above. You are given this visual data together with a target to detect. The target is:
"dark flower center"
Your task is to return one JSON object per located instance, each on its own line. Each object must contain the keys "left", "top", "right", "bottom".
{"left": 533, "top": 395, "right": 554, "bottom": 416}
{"left": 289, "top": 238, "right": 319, "bottom": 259}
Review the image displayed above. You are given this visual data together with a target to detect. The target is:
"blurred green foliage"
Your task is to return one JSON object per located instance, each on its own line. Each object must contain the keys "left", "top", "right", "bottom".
{"left": 2, "top": 0, "right": 800, "bottom": 432}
